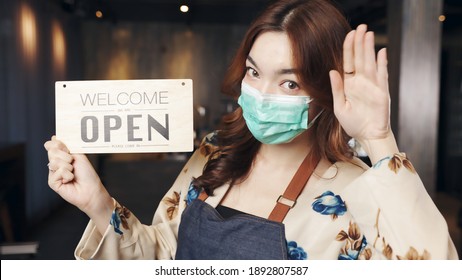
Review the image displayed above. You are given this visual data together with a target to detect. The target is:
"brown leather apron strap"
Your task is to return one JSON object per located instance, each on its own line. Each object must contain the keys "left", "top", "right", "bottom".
{"left": 198, "top": 191, "right": 209, "bottom": 201}
{"left": 198, "top": 151, "right": 320, "bottom": 223}
{"left": 267, "top": 152, "right": 320, "bottom": 222}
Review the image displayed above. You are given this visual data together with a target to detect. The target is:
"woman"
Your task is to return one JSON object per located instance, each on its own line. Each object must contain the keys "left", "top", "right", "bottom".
{"left": 45, "top": 0, "right": 458, "bottom": 259}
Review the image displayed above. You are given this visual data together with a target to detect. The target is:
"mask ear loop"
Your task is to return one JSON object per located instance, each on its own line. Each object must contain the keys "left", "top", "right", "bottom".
{"left": 307, "top": 109, "right": 325, "bottom": 129}
{"left": 307, "top": 108, "right": 337, "bottom": 180}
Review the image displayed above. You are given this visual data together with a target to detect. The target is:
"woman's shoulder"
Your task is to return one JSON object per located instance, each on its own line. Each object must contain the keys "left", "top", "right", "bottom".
{"left": 320, "top": 157, "right": 369, "bottom": 188}
{"left": 336, "top": 157, "right": 370, "bottom": 174}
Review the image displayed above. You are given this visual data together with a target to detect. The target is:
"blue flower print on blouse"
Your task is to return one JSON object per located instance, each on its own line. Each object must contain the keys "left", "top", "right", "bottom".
{"left": 186, "top": 183, "right": 200, "bottom": 205}
{"left": 312, "top": 191, "right": 347, "bottom": 220}
{"left": 110, "top": 206, "right": 131, "bottom": 235}
{"left": 287, "top": 241, "right": 307, "bottom": 260}
{"left": 338, "top": 236, "right": 368, "bottom": 260}
{"left": 110, "top": 211, "right": 123, "bottom": 235}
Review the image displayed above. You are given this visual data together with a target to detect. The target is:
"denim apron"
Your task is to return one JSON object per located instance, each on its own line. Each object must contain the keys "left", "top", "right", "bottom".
{"left": 175, "top": 152, "right": 320, "bottom": 260}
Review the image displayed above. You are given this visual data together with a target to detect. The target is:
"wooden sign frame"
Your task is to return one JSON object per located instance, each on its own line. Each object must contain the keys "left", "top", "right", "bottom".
{"left": 55, "top": 79, "right": 193, "bottom": 154}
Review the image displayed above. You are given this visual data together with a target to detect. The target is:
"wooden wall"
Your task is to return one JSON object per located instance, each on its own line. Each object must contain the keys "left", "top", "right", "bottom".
{"left": 81, "top": 21, "right": 248, "bottom": 136}
{"left": 388, "top": 0, "right": 443, "bottom": 195}
{"left": 438, "top": 33, "right": 462, "bottom": 196}
{"left": 0, "top": 0, "right": 83, "bottom": 225}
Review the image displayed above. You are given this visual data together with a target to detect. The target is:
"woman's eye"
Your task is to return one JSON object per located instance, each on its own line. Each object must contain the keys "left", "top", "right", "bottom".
{"left": 282, "top": 81, "right": 299, "bottom": 90}
{"left": 246, "top": 67, "right": 259, "bottom": 78}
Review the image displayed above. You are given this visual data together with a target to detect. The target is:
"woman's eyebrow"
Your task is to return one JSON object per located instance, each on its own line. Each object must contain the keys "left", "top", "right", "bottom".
{"left": 278, "top": 68, "right": 298, "bottom": 75}
{"left": 246, "top": 56, "right": 259, "bottom": 70}
{"left": 247, "top": 55, "right": 298, "bottom": 75}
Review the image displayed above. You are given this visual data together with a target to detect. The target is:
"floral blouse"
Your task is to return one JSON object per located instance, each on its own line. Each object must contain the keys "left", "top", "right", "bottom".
{"left": 74, "top": 134, "right": 458, "bottom": 260}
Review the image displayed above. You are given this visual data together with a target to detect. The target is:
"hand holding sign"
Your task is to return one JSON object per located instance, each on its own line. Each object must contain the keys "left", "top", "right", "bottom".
{"left": 55, "top": 79, "right": 194, "bottom": 154}
{"left": 44, "top": 136, "right": 114, "bottom": 235}
{"left": 47, "top": 79, "right": 194, "bottom": 234}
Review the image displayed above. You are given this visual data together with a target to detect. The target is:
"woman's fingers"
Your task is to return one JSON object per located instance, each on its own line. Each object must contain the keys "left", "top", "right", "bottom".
{"left": 377, "top": 48, "right": 389, "bottom": 92}
{"left": 47, "top": 148, "right": 73, "bottom": 165}
{"left": 345, "top": 25, "right": 378, "bottom": 80}
{"left": 44, "top": 136, "right": 70, "bottom": 154}
{"left": 48, "top": 167, "right": 75, "bottom": 190}
{"left": 353, "top": 24, "right": 367, "bottom": 74}
{"left": 45, "top": 136, "right": 76, "bottom": 187}
{"left": 364, "top": 31, "right": 377, "bottom": 82}
{"left": 47, "top": 157, "right": 75, "bottom": 189}
{"left": 48, "top": 158, "right": 74, "bottom": 173}
{"left": 346, "top": 24, "right": 381, "bottom": 86}
{"left": 343, "top": 30, "right": 355, "bottom": 77}
{"left": 329, "top": 70, "right": 346, "bottom": 113}
{"left": 45, "top": 137, "right": 73, "bottom": 164}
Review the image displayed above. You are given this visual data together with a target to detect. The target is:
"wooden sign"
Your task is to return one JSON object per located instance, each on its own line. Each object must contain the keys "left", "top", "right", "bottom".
{"left": 55, "top": 79, "right": 193, "bottom": 154}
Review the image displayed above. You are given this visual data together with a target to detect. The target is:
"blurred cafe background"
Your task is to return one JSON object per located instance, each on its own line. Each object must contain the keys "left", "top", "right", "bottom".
{"left": 0, "top": 0, "right": 461, "bottom": 259}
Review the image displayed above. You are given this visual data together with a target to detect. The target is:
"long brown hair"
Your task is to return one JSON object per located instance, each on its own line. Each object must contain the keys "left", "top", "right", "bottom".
{"left": 193, "top": 0, "right": 353, "bottom": 195}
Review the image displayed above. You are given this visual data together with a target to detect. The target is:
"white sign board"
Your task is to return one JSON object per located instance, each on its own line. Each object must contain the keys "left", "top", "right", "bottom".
{"left": 55, "top": 79, "right": 193, "bottom": 154}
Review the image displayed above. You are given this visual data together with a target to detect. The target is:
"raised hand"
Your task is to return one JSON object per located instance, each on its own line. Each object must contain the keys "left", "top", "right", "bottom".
{"left": 329, "top": 24, "right": 398, "bottom": 163}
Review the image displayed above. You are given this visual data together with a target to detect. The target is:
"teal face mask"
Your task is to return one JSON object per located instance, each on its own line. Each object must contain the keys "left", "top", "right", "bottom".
{"left": 238, "top": 82, "right": 321, "bottom": 144}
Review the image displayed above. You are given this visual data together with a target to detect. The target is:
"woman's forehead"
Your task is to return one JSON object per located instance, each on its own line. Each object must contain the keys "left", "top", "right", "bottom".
{"left": 248, "top": 32, "right": 295, "bottom": 71}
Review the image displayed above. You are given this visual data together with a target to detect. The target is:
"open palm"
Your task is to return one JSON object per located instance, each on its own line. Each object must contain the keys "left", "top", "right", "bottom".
{"left": 330, "top": 24, "right": 391, "bottom": 142}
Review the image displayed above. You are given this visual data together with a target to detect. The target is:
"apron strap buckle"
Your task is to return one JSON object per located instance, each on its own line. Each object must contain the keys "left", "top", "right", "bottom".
{"left": 276, "top": 195, "right": 296, "bottom": 208}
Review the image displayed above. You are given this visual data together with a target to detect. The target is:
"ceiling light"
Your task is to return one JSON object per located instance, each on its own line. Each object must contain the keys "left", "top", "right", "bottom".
{"left": 95, "top": 10, "right": 103, "bottom": 18}
{"left": 180, "top": 5, "right": 189, "bottom": 13}
{"left": 438, "top": 15, "right": 445, "bottom": 22}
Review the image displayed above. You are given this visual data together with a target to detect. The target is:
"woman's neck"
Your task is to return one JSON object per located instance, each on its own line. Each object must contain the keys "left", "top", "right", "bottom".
{"left": 256, "top": 130, "right": 312, "bottom": 167}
